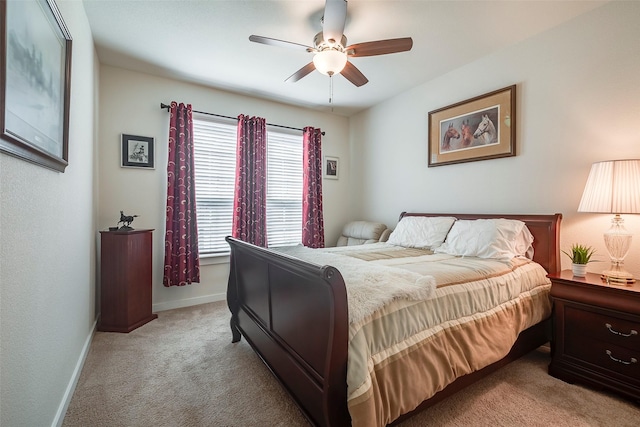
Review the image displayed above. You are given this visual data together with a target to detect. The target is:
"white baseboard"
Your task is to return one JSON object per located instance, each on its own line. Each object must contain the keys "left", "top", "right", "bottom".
{"left": 52, "top": 319, "right": 97, "bottom": 427}
{"left": 152, "top": 292, "right": 226, "bottom": 312}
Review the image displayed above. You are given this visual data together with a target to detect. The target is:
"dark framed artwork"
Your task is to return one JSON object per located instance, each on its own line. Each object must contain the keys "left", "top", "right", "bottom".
{"left": 0, "top": 0, "right": 72, "bottom": 172}
{"left": 121, "top": 134, "right": 155, "bottom": 169}
{"left": 324, "top": 156, "right": 339, "bottom": 180}
{"left": 428, "top": 85, "right": 516, "bottom": 167}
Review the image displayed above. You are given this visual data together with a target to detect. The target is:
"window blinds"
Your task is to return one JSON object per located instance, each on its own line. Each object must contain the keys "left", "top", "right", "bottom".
{"left": 266, "top": 129, "right": 303, "bottom": 247}
{"left": 193, "top": 115, "right": 302, "bottom": 255}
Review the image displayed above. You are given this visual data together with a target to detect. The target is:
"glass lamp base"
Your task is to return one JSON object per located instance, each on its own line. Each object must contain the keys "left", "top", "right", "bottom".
{"left": 601, "top": 214, "right": 636, "bottom": 285}
{"left": 601, "top": 267, "right": 636, "bottom": 285}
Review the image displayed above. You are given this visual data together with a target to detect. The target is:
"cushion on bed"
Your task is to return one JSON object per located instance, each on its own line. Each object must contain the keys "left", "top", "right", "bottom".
{"left": 387, "top": 216, "right": 457, "bottom": 249}
{"left": 434, "top": 218, "right": 534, "bottom": 260}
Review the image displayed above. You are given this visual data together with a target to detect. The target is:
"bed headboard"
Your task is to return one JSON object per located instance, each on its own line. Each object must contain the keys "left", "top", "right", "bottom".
{"left": 399, "top": 212, "right": 562, "bottom": 274}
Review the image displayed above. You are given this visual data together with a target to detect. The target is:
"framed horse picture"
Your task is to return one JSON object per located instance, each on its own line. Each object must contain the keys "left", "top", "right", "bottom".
{"left": 428, "top": 85, "right": 516, "bottom": 167}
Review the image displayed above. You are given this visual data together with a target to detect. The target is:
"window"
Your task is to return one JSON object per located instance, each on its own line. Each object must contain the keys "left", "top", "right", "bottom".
{"left": 265, "top": 129, "right": 303, "bottom": 247}
{"left": 193, "top": 114, "right": 302, "bottom": 255}
{"left": 193, "top": 116, "right": 236, "bottom": 255}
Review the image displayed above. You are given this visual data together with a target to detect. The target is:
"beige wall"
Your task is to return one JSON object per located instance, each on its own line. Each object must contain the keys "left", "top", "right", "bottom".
{"left": 97, "top": 66, "right": 351, "bottom": 311}
{"left": 350, "top": 1, "right": 640, "bottom": 277}
{"left": 0, "top": 1, "right": 99, "bottom": 426}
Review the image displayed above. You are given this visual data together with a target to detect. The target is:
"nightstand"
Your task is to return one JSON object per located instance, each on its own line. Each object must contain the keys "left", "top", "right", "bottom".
{"left": 548, "top": 271, "right": 640, "bottom": 401}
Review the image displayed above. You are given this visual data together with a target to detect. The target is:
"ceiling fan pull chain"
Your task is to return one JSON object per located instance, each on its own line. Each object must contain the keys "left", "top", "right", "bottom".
{"left": 329, "top": 75, "right": 334, "bottom": 108}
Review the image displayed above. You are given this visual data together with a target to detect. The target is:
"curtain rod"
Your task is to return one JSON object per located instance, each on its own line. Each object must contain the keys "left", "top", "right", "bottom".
{"left": 160, "top": 103, "right": 325, "bottom": 135}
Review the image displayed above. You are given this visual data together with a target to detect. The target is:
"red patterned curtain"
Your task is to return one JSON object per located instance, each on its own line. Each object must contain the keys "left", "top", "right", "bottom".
{"left": 163, "top": 102, "right": 200, "bottom": 287}
{"left": 232, "top": 115, "right": 268, "bottom": 247}
{"left": 302, "top": 127, "right": 325, "bottom": 248}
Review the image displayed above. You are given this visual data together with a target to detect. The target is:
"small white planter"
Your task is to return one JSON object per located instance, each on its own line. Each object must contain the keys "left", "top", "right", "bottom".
{"left": 572, "top": 263, "right": 588, "bottom": 277}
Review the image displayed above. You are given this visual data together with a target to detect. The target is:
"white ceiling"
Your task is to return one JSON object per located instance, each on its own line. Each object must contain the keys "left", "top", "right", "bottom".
{"left": 82, "top": 0, "right": 607, "bottom": 116}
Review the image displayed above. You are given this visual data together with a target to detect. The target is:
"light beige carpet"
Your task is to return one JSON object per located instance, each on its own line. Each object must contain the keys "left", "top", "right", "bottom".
{"left": 63, "top": 301, "right": 639, "bottom": 427}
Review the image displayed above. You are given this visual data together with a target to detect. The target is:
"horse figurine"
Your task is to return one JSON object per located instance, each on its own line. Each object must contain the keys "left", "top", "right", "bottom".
{"left": 460, "top": 120, "right": 474, "bottom": 148}
{"left": 441, "top": 122, "right": 460, "bottom": 151}
{"left": 472, "top": 114, "right": 497, "bottom": 145}
{"left": 117, "top": 210, "right": 139, "bottom": 230}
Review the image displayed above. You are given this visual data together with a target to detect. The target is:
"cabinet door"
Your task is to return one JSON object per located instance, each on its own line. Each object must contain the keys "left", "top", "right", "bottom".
{"left": 126, "top": 232, "right": 153, "bottom": 326}
{"left": 99, "top": 230, "right": 156, "bottom": 332}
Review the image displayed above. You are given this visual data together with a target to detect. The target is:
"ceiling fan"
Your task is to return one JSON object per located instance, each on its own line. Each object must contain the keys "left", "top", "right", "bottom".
{"left": 249, "top": 0, "right": 413, "bottom": 87}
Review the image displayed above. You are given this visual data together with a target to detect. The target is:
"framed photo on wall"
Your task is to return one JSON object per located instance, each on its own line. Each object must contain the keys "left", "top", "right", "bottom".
{"left": 0, "top": 0, "right": 73, "bottom": 172}
{"left": 324, "top": 156, "right": 339, "bottom": 180}
{"left": 428, "top": 85, "right": 516, "bottom": 167}
{"left": 121, "top": 134, "right": 155, "bottom": 169}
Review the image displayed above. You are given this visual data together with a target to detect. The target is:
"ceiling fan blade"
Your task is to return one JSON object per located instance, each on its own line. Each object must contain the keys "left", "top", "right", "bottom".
{"left": 346, "top": 37, "right": 413, "bottom": 57}
{"left": 340, "top": 61, "right": 368, "bottom": 87}
{"left": 322, "top": 0, "right": 347, "bottom": 44}
{"left": 249, "top": 35, "right": 312, "bottom": 52}
{"left": 285, "top": 62, "right": 316, "bottom": 83}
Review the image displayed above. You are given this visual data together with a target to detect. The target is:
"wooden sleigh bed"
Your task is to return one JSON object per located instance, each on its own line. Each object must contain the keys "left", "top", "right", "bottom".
{"left": 226, "top": 212, "right": 562, "bottom": 426}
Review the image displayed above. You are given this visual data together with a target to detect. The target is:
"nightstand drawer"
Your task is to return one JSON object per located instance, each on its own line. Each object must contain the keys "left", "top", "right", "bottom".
{"left": 564, "top": 336, "right": 640, "bottom": 381}
{"left": 565, "top": 305, "right": 640, "bottom": 351}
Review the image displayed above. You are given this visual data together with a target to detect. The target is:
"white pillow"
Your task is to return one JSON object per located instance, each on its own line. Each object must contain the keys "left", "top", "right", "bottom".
{"left": 387, "top": 216, "right": 457, "bottom": 249}
{"left": 434, "top": 218, "right": 534, "bottom": 260}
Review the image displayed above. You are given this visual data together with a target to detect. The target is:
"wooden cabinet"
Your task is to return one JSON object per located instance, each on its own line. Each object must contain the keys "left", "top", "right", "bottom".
{"left": 99, "top": 229, "right": 157, "bottom": 332}
{"left": 548, "top": 271, "right": 640, "bottom": 401}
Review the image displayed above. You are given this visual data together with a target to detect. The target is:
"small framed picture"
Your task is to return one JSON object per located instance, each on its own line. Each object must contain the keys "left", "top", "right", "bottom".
{"left": 324, "top": 156, "right": 339, "bottom": 180}
{"left": 121, "top": 134, "right": 154, "bottom": 169}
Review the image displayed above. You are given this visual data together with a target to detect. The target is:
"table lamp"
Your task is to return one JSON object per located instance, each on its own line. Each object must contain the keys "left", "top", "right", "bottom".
{"left": 577, "top": 159, "right": 640, "bottom": 284}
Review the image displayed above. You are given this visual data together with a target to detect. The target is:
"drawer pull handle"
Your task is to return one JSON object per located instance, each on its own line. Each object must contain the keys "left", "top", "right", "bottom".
{"left": 605, "top": 350, "right": 637, "bottom": 365}
{"left": 605, "top": 323, "right": 638, "bottom": 337}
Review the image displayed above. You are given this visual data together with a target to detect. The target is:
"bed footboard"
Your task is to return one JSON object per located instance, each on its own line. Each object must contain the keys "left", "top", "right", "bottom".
{"left": 226, "top": 237, "right": 350, "bottom": 427}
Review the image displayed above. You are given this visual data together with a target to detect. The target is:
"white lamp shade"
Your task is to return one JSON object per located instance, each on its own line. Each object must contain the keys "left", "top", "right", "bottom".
{"left": 577, "top": 159, "right": 640, "bottom": 214}
{"left": 313, "top": 50, "right": 347, "bottom": 76}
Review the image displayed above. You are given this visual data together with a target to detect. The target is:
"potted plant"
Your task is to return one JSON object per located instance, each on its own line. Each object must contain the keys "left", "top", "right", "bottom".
{"left": 562, "top": 243, "right": 597, "bottom": 277}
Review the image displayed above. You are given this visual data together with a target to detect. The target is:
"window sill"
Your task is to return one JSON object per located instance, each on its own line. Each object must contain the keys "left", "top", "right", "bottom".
{"left": 199, "top": 253, "right": 230, "bottom": 266}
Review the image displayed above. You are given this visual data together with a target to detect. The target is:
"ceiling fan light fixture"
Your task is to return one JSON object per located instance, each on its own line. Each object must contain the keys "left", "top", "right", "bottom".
{"left": 313, "top": 49, "right": 347, "bottom": 76}
{"left": 250, "top": 2, "right": 412, "bottom": 87}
